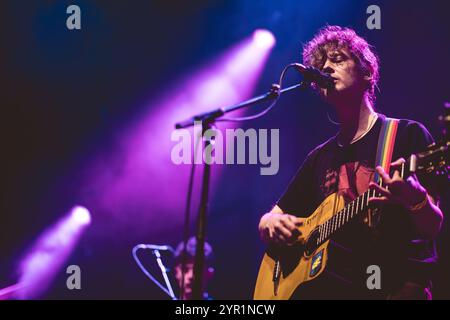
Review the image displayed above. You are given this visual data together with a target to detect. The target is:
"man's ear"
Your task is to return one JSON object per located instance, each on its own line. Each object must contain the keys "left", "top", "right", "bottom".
{"left": 363, "top": 71, "right": 373, "bottom": 90}
{"left": 363, "top": 66, "right": 374, "bottom": 82}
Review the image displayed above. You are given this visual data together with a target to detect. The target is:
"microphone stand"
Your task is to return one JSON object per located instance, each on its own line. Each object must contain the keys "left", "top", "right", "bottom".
{"left": 153, "top": 249, "right": 176, "bottom": 299}
{"left": 132, "top": 244, "right": 177, "bottom": 300}
{"left": 174, "top": 81, "right": 309, "bottom": 300}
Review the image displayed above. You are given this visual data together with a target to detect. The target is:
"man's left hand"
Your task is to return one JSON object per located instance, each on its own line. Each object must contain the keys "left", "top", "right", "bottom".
{"left": 368, "top": 158, "right": 428, "bottom": 209}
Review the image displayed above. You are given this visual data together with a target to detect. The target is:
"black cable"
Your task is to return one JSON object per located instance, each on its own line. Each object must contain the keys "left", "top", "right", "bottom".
{"left": 179, "top": 130, "right": 202, "bottom": 299}
{"left": 218, "top": 64, "right": 298, "bottom": 122}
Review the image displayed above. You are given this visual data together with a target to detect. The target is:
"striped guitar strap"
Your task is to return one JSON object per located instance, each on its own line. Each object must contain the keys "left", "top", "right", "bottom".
{"left": 369, "top": 116, "right": 399, "bottom": 228}
{"left": 374, "top": 116, "right": 400, "bottom": 184}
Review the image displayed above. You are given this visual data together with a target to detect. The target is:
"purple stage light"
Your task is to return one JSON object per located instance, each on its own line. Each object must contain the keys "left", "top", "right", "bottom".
{"left": 71, "top": 205, "right": 91, "bottom": 225}
{"left": 253, "top": 29, "right": 276, "bottom": 49}
{"left": 12, "top": 206, "right": 91, "bottom": 299}
{"left": 82, "top": 30, "right": 276, "bottom": 238}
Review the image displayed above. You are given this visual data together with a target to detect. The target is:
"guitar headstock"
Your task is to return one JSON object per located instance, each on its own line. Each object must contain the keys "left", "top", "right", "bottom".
{"left": 409, "top": 140, "right": 449, "bottom": 181}
{"left": 408, "top": 103, "right": 450, "bottom": 183}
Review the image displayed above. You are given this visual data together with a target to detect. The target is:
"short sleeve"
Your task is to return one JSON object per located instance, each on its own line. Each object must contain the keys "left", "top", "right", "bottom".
{"left": 276, "top": 150, "right": 318, "bottom": 217}
{"left": 402, "top": 121, "right": 434, "bottom": 154}
{"left": 399, "top": 121, "right": 439, "bottom": 198}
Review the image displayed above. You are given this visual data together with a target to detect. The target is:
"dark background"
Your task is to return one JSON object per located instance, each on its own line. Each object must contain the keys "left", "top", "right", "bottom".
{"left": 0, "top": 0, "right": 449, "bottom": 299}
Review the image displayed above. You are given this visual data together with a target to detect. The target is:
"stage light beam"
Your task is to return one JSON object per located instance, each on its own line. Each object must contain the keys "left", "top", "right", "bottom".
{"left": 71, "top": 206, "right": 91, "bottom": 226}
{"left": 12, "top": 206, "right": 91, "bottom": 299}
{"left": 82, "top": 29, "right": 276, "bottom": 237}
{"left": 253, "top": 29, "right": 276, "bottom": 49}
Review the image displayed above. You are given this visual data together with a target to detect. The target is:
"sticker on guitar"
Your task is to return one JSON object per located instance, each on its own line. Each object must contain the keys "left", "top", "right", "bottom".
{"left": 310, "top": 249, "right": 324, "bottom": 277}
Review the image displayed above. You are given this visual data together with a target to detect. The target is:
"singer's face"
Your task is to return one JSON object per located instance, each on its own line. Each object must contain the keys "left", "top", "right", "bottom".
{"left": 175, "top": 262, "right": 195, "bottom": 298}
{"left": 174, "top": 262, "right": 213, "bottom": 299}
{"left": 319, "top": 47, "right": 366, "bottom": 103}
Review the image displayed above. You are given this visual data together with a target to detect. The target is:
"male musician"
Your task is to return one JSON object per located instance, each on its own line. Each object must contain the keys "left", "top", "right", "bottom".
{"left": 258, "top": 25, "right": 443, "bottom": 299}
{"left": 173, "top": 237, "right": 214, "bottom": 300}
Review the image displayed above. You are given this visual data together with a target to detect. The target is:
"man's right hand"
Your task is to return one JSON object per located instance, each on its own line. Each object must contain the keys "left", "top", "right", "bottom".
{"left": 258, "top": 211, "right": 303, "bottom": 246}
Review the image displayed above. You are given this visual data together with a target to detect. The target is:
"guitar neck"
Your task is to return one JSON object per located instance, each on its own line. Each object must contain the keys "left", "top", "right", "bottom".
{"left": 316, "top": 161, "right": 410, "bottom": 245}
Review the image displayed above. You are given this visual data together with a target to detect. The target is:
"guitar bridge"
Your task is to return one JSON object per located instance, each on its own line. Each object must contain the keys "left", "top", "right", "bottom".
{"left": 273, "top": 260, "right": 281, "bottom": 296}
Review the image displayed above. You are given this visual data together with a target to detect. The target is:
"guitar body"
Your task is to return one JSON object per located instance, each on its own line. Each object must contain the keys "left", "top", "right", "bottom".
{"left": 254, "top": 192, "right": 345, "bottom": 300}
{"left": 254, "top": 134, "right": 449, "bottom": 300}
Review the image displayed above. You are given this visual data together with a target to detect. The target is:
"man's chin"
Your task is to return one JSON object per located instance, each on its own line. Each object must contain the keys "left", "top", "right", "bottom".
{"left": 325, "top": 84, "right": 355, "bottom": 101}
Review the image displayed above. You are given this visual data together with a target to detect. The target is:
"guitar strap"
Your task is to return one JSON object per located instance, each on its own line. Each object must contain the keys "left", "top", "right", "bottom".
{"left": 369, "top": 115, "right": 399, "bottom": 228}
{"left": 374, "top": 116, "right": 400, "bottom": 184}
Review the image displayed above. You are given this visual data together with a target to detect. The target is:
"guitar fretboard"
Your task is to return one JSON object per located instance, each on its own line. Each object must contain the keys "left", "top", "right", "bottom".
{"left": 316, "top": 161, "right": 407, "bottom": 246}
{"left": 316, "top": 189, "right": 374, "bottom": 245}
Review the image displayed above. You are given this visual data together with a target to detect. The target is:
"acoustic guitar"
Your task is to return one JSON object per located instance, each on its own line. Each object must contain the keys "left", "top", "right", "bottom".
{"left": 254, "top": 140, "right": 449, "bottom": 300}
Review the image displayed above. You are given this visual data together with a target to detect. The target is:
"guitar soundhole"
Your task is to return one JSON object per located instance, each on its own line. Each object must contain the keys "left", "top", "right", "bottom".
{"left": 304, "top": 228, "right": 320, "bottom": 257}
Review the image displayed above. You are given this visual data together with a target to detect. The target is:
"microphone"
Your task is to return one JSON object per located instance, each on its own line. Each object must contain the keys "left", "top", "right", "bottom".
{"left": 132, "top": 244, "right": 177, "bottom": 299}
{"left": 293, "top": 63, "right": 335, "bottom": 89}
{"left": 136, "top": 244, "right": 174, "bottom": 252}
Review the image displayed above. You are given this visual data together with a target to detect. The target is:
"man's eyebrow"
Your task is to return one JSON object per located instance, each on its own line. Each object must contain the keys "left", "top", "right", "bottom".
{"left": 328, "top": 50, "right": 344, "bottom": 57}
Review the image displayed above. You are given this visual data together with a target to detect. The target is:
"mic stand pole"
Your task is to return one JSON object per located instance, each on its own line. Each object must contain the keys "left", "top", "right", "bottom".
{"left": 191, "top": 120, "right": 212, "bottom": 300}
{"left": 153, "top": 249, "right": 177, "bottom": 300}
{"left": 175, "top": 81, "right": 308, "bottom": 300}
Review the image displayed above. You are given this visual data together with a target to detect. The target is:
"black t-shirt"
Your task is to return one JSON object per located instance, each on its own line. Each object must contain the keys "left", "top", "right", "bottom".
{"left": 277, "top": 114, "right": 438, "bottom": 299}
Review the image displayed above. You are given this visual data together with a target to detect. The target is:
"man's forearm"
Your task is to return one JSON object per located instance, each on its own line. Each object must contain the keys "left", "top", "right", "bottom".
{"left": 410, "top": 195, "right": 443, "bottom": 240}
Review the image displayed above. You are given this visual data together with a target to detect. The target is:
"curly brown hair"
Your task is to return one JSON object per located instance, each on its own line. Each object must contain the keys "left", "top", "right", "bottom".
{"left": 302, "top": 25, "right": 380, "bottom": 104}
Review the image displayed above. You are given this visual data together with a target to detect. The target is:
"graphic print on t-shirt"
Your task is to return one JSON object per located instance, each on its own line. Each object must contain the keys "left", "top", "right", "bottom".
{"left": 320, "top": 161, "right": 375, "bottom": 203}
{"left": 320, "top": 161, "right": 379, "bottom": 228}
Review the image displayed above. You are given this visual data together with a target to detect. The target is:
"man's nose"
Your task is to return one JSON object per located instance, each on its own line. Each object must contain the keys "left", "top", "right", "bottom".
{"left": 322, "top": 60, "right": 335, "bottom": 74}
